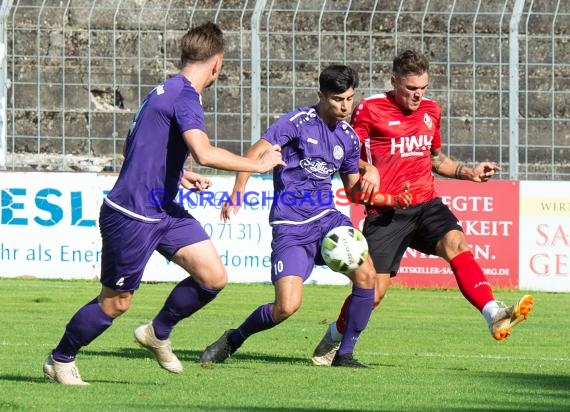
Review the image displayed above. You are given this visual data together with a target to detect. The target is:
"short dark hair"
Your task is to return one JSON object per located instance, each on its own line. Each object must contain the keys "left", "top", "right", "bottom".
{"left": 392, "top": 50, "right": 429, "bottom": 77}
{"left": 180, "top": 21, "right": 224, "bottom": 67}
{"left": 318, "top": 65, "right": 359, "bottom": 96}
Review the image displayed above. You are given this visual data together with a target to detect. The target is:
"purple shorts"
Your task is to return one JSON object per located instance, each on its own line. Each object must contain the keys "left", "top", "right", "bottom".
{"left": 99, "top": 203, "right": 209, "bottom": 291}
{"left": 270, "top": 210, "right": 353, "bottom": 283}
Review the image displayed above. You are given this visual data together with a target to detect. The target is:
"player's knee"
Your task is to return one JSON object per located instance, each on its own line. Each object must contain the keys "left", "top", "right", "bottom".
{"left": 101, "top": 298, "right": 132, "bottom": 318}
{"left": 113, "top": 303, "right": 130, "bottom": 317}
{"left": 437, "top": 230, "right": 470, "bottom": 259}
{"left": 198, "top": 266, "right": 228, "bottom": 290}
{"left": 209, "top": 271, "right": 228, "bottom": 290}
{"left": 99, "top": 288, "right": 133, "bottom": 318}
{"left": 352, "top": 261, "right": 376, "bottom": 288}
{"left": 272, "top": 301, "right": 300, "bottom": 322}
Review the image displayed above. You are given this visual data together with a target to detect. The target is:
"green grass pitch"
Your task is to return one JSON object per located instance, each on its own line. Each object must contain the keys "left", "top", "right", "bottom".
{"left": 0, "top": 278, "right": 568, "bottom": 411}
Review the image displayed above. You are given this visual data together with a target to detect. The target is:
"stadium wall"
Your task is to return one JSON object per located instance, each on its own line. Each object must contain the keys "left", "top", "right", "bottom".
{"left": 1, "top": 171, "right": 568, "bottom": 292}
{"left": 1, "top": 0, "right": 569, "bottom": 180}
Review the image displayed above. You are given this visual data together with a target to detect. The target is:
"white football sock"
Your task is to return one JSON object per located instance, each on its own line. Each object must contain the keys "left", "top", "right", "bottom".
{"left": 482, "top": 300, "right": 501, "bottom": 326}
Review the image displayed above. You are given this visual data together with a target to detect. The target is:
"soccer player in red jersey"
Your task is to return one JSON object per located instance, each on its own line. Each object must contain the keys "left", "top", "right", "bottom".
{"left": 312, "top": 50, "right": 534, "bottom": 366}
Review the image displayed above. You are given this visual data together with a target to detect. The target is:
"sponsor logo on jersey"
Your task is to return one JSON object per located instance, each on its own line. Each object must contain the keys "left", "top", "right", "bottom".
{"left": 299, "top": 158, "right": 336, "bottom": 179}
{"left": 388, "top": 120, "right": 401, "bottom": 126}
{"left": 391, "top": 135, "right": 433, "bottom": 157}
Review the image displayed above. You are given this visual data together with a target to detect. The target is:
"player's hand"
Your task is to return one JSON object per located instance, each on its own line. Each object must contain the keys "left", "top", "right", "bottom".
{"left": 360, "top": 163, "right": 380, "bottom": 197}
{"left": 392, "top": 182, "right": 412, "bottom": 209}
{"left": 369, "top": 183, "right": 412, "bottom": 208}
{"left": 220, "top": 190, "right": 242, "bottom": 222}
{"left": 258, "top": 144, "right": 286, "bottom": 173}
{"left": 181, "top": 171, "right": 212, "bottom": 192}
{"left": 472, "top": 162, "right": 501, "bottom": 183}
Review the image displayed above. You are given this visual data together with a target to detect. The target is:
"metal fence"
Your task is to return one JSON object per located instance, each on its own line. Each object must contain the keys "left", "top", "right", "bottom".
{"left": 1, "top": 0, "right": 569, "bottom": 180}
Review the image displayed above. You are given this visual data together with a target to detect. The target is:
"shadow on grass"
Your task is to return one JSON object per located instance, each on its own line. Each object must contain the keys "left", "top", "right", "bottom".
{"left": 108, "top": 405, "right": 376, "bottom": 412}
{"left": 82, "top": 347, "right": 311, "bottom": 366}
{"left": 187, "top": 407, "right": 377, "bottom": 412}
{"left": 0, "top": 374, "right": 47, "bottom": 383}
{"left": 436, "top": 371, "right": 570, "bottom": 412}
{"left": 0, "top": 374, "right": 130, "bottom": 385}
{"left": 433, "top": 403, "right": 570, "bottom": 412}
{"left": 474, "top": 370, "right": 570, "bottom": 393}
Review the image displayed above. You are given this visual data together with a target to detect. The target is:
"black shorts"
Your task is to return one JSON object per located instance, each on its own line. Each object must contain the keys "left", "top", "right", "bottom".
{"left": 363, "top": 197, "right": 462, "bottom": 276}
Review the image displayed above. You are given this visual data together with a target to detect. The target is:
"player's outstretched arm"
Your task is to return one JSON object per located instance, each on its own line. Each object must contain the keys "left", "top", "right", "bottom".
{"left": 469, "top": 161, "right": 501, "bottom": 183}
{"left": 221, "top": 138, "right": 276, "bottom": 222}
{"left": 183, "top": 129, "right": 285, "bottom": 173}
{"left": 430, "top": 148, "right": 501, "bottom": 183}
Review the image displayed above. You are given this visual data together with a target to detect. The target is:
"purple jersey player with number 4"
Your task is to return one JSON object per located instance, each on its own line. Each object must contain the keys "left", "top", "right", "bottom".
{"left": 43, "top": 21, "right": 285, "bottom": 385}
{"left": 199, "top": 65, "right": 412, "bottom": 368}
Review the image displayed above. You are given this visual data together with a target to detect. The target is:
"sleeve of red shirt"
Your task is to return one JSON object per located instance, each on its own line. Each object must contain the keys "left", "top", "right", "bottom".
{"left": 431, "top": 102, "right": 443, "bottom": 151}
{"left": 350, "top": 99, "right": 373, "bottom": 144}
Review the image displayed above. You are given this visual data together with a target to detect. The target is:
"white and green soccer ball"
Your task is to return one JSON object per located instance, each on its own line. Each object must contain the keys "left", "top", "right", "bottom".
{"left": 320, "top": 226, "right": 369, "bottom": 274}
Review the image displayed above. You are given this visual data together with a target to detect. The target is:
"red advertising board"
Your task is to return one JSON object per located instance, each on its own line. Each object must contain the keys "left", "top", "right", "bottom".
{"left": 350, "top": 180, "right": 519, "bottom": 289}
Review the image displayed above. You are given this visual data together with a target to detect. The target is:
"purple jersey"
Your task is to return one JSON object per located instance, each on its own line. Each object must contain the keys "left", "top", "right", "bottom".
{"left": 105, "top": 74, "right": 206, "bottom": 221}
{"left": 263, "top": 106, "right": 360, "bottom": 224}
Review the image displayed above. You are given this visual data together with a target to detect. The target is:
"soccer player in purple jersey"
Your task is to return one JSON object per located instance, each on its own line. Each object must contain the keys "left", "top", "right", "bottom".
{"left": 42, "top": 22, "right": 285, "bottom": 385}
{"left": 199, "top": 65, "right": 411, "bottom": 368}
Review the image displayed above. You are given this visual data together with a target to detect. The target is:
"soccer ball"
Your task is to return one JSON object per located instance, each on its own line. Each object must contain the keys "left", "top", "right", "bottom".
{"left": 320, "top": 226, "right": 369, "bottom": 274}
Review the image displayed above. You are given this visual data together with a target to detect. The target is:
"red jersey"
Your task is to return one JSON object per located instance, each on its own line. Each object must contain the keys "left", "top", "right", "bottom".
{"left": 351, "top": 91, "right": 442, "bottom": 205}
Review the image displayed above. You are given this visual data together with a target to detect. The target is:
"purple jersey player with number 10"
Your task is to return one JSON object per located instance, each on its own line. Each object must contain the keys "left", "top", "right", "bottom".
{"left": 199, "top": 65, "right": 412, "bottom": 368}
{"left": 43, "top": 21, "right": 285, "bottom": 385}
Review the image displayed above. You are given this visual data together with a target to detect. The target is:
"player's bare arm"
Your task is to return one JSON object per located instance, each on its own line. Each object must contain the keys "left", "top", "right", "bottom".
{"left": 181, "top": 170, "right": 212, "bottom": 192}
{"left": 183, "top": 129, "right": 285, "bottom": 173}
{"left": 358, "top": 160, "right": 379, "bottom": 195}
{"left": 430, "top": 148, "right": 500, "bottom": 183}
{"left": 179, "top": 157, "right": 212, "bottom": 192}
{"left": 469, "top": 161, "right": 501, "bottom": 182}
{"left": 221, "top": 138, "right": 274, "bottom": 222}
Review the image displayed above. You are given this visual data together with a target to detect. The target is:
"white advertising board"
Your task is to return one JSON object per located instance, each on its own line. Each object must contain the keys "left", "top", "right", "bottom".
{"left": 3, "top": 173, "right": 569, "bottom": 292}
{"left": 0, "top": 172, "right": 349, "bottom": 285}
{"left": 519, "top": 181, "right": 570, "bottom": 292}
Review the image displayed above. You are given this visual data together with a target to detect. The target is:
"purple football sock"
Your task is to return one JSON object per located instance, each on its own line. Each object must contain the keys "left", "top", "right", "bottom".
{"left": 52, "top": 297, "right": 113, "bottom": 362}
{"left": 337, "top": 286, "right": 374, "bottom": 357}
{"left": 229, "top": 303, "right": 276, "bottom": 349}
{"left": 152, "top": 276, "right": 221, "bottom": 340}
